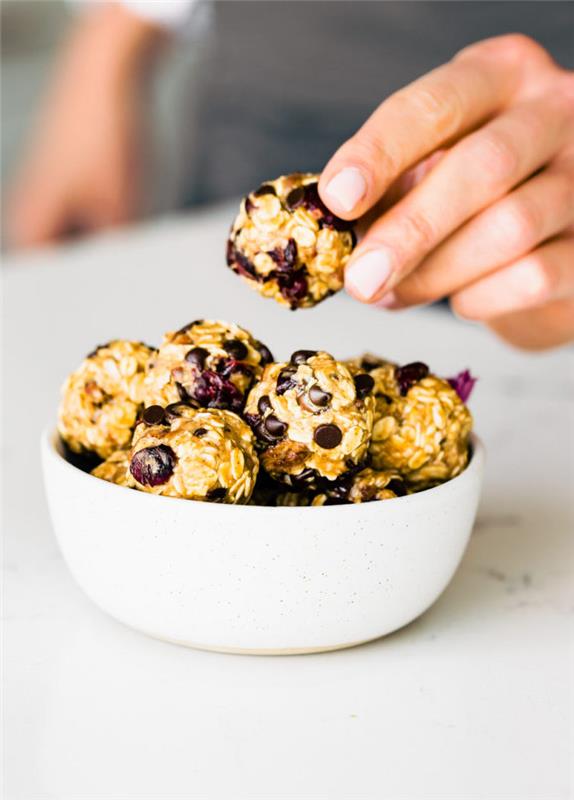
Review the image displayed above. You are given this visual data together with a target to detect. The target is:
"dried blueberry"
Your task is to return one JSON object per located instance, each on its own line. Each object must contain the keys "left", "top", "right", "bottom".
{"left": 354, "top": 373, "right": 375, "bottom": 399}
{"left": 185, "top": 347, "right": 209, "bottom": 368}
{"left": 314, "top": 424, "right": 343, "bottom": 449}
{"left": 302, "top": 182, "right": 355, "bottom": 232}
{"left": 309, "top": 385, "right": 331, "bottom": 407}
{"left": 268, "top": 238, "right": 298, "bottom": 272}
{"left": 290, "top": 349, "right": 317, "bottom": 365}
{"left": 130, "top": 445, "right": 176, "bottom": 487}
{"left": 142, "top": 405, "right": 166, "bottom": 426}
{"left": 192, "top": 370, "right": 244, "bottom": 412}
{"left": 277, "top": 270, "right": 308, "bottom": 309}
{"left": 447, "top": 369, "right": 477, "bottom": 403}
{"left": 395, "top": 362, "right": 429, "bottom": 395}
{"left": 223, "top": 339, "right": 248, "bottom": 360}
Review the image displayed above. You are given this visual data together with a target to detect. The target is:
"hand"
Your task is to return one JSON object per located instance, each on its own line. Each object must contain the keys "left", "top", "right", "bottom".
{"left": 319, "top": 35, "right": 574, "bottom": 350}
{"left": 7, "top": 4, "right": 164, "bottom": 249}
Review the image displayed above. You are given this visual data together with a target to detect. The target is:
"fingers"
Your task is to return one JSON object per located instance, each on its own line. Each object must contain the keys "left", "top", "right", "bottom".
{"left": 343, "top": 98, "right": 572, "bottom": 303}
{"left": 318, "top": 34, "right": 538, "bottom": 219}
{"left": 387, "top": 159, "right": 574, "bottom": 307}
{"left": 450, "top": 234, "right": 574, "bottom": 321}
{"left": 486, "top": 297, "right": 574, "bottom": 351}
{"left": 7, "top": 182, "right": 72, "bottom": 249}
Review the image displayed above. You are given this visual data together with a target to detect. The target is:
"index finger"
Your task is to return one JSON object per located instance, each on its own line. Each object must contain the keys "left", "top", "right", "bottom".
{"left": 318, "top": 35, "right": 543, "bottom": 219}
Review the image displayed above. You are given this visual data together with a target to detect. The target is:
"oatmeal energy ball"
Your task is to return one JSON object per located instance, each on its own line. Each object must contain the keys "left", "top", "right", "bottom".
{"left": 369, "top": 361, "right": 473, "bottom": 486}
{"left": 244, "top": 350, "right": 375, "bottom": 487}
{"left": 129, "top": 403, "right": 258, "bottom": 503}
{"left": 91, "top": 449, "right": 134, "bottom": 488}
{"left": 143, "top": 319, "right": 273, "bottom": 412}
{"left": 58, "top": 340, "right": 154, "bottom": 459}
{"left": 227, "top": 173, "right": 356, "bottom": 309}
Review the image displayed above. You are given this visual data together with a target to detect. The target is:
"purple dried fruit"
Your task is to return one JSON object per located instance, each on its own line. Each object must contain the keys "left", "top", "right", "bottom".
{"left": 191, "top": 370, "right": 244, "bottom": 412}
{"left": 395, "top": 362, "right": 429, "bottom": 395}
{"left": 277, "top": 270, "right": 308, "bottom": 309}
{"left": 130, "top": 445, "right": 176, "bottom": 487}
{"left": 268, "top": 238, "right": 298, "bottom": 272}
{"left": 447, "top": 369, "right": 477, "bottom": 403}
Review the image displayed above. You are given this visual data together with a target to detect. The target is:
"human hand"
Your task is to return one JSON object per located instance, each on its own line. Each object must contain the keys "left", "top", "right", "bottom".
{"left": 7, "top": 4, "right": 164, "bottom": 249}
{"left": 319, "top": 35, "right": 574, "bottom": 350}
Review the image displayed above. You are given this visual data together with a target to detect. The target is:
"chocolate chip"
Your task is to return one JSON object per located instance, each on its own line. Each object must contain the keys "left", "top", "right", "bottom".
{"left": 130, "top": 445, "right": 176, "bottom": 487}
{"left": 286, "top": 186, "right": 305, "bottom": 210}
{"left": 360, "top": 355, "right": 383, "bottom": 372}
{"left": 175, "top": 382, "right": 189, "bottom": 401}
{"left": 142, "top": 405, "right": 166, "bottom": 425}
{"left": 255, "top": 340, "right": 273, "bottom": 365}
{"left": 258, "top": 395, "right": 272, "bottom": 414}
{"left": 387, "top": 479, "right": 407, "bottom": 497}
{"left": 309, "top": 385, "right": 331, "bottom": 407}
{"left": 264, "top": 415, "right": 288, "bottom": 438}
{"left": 395, "top": 362, "right": 429, "bottom": 395}
{"left": 314, "top": 424, "right": 342, "bottom": 449}
{"left": 193, "top": 427, "right": 208, "bottom": 438}
{"left": 185, "top": 347, "right": 209, "bottom": 368}
{"left": 175, "top": 320, "right": 203, "bottom": 336}
{"left": 165, "top": 402, "right": 192, "bottom": 421}
{"left": 253, "top": 184, "right": 276, "bottom": 197}
{"left": 206, "top": 487, "right": 227, "bottom": 501}
{"left": 276, "top": 367, "right": 298, "bottom": 395}
{"left": 354, "top": 373, "right": 375, "bottom": 399}
{"left": 290, "top": 349, "right": 317, "bottom": 365}
{"left": 223, "top": 339, "right": 248, "bottom": 360}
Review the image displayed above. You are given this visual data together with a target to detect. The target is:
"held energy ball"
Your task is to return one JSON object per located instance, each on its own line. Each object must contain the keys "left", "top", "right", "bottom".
{"left": 128, "top": 403, "right": 259, "bottom": 503}
{"left": 227, "top": 173, "right": 356, "bottom": 309}
{"left": 58, "top": 340, "right": 154, "bottom": 460}
{"left": 244, "top": 350, "right": 375, "bottom": 487}
{"left": 143, "top": 319, "right": 273, "bottom": 412}
{"left": 368, "top": 361, "right": 473, "bottom": 487}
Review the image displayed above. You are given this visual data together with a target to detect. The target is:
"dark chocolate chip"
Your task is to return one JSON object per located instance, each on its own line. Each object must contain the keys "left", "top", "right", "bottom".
{"left": 286, "top": 186, "right": 305, "bottom": 210}
{"left": 175, "top": 382, "right": 189, "bottom": 401}
{"left": 223, "top": 339, "right": 248, "bottom": 360}
{"left": 276, "top": 367, "right": 298, "bottom": 395}
{"left": 264, "top": 415, "right": 288, "bottom": 438}
{"left": 253, "top": 184, "right": 276, "bottom": 197}
{"left": 142, "top": 405, "right": 166, "bottom": 425}
{"left": 255, "top": 340, "right": 273, "bottom": 365}
{"left": 206, "top": 487, "right": 227, "bottom": 501}
{"left": 387, "top": 479, "right": 407, "bottom": 497}
{"left": 165, "top": 402, "right": 193, "bottom": 421}
{"left": 130, "top": 445, "right": 176, "bottom": 487}
{"left": 309, "top": 385, "right": 332, "bottom": 407}
{"left": 175, "top": 320, "right": 203, "bottom": 336}
{"left": 290, "top": 349, "right": 317, "bottom": 365}
{"left": 395, "top": 362, "right": 429, "bottom": 395}
{"left": 354, "top": 373, "right": 375, "bottom": 399}
{"left": 193, "top": 427, "right": 208, "bottom": 438}
{"left": 314, "top": 424, "right": 342, "bottom": 449}
{"left": 258, "top": 395, "right": 272, "bottom": 415}
{"left": 185, "top": 347, "right": 209, "bottom": 368}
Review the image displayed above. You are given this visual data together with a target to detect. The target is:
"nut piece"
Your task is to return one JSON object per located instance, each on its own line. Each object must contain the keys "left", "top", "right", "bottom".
{"left": 129, "top": 405, "right": 259, "bottom": 503}
{"left": 369, "top": 361, "right": 473, "bottom": 486}
{"left": 227, "top": 174, "right": 356, "bottom": 309}
{"left": 58, "top": 340, "right": 154, "bottom": 459}
{"left": 244, "top": 350, "right": 374, "bottom": 486}
{"left": 143, "top": 319, "right": 272, "bottom": 412}
{"left": 91, "top": 449, "right": 135, "bottom": 488}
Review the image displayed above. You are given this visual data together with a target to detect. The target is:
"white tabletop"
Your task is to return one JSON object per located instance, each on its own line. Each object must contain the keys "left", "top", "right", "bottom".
{"left": 3, "top": 205, "right": 574, "bottom": 800}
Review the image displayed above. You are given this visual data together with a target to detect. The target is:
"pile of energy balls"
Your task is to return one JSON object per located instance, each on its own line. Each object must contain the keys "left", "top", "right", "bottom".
{"left": 58, "top": 173, "right": 476, "bottom": 506}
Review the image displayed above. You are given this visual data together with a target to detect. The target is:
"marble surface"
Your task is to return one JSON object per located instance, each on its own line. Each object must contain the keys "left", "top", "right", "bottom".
{"left": 3, "top": 206, "right": 574, "bottom": 799}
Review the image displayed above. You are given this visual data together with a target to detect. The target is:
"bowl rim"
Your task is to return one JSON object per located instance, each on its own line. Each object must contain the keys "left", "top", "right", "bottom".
{"left": 42, "top": 427, "right": 484, "bottom": 513}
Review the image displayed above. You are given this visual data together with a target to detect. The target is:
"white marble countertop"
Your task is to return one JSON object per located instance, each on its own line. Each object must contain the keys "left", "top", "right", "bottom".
{"left": 3, "top": 206, "right": 574, "bottom": 800}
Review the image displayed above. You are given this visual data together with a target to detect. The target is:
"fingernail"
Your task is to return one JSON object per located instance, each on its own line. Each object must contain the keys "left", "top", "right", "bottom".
{"left": 345, "top": 249, "right": 393, "bottom": 301}
{"left": 375, "top": 290, "right": 400, "bottom": 309}
{"left": 324, "top": 167, "right": 367, "bottom": 212}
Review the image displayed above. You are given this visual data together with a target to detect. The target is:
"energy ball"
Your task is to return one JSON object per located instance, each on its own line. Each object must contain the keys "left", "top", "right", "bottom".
{"left": 91, "top": 449, "right": 134, "bottom": 488}
{"left": 244, "top": 350, "right": 374, "bottom": 487}
{"left": 58, "top": 340, "right": 154, "bottom": 459}
{"left": 227, "top": 173, "right": 356, "bottom": 309}
{"left": 128, "top": 403, "right": 258, "bottom": 503}
{"left": 143, "top": 319, "right": 273, "bottom": 412}
{"left": 369, "top": 361, "right": 473, "bottom": 487}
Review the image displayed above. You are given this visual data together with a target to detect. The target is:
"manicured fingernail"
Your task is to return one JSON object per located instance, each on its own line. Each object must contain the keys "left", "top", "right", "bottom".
{"left": 375, "top": 291, "right": 400, "bottom": 309}
{"left": 345, "top": 248, "right": 393, "bottom": 301}
{"left": 324, "top": 167, "right": 367, "bottom": 212}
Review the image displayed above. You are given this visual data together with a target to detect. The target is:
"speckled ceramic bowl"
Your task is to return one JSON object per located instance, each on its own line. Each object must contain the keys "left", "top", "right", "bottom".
{"left": 42, "top": 429, "right": 484, "bottom": 655}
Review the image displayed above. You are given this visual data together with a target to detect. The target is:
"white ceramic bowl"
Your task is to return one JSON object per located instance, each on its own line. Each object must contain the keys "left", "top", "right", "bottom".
{"left": 42, "top": 429, "right": 484, "bottom": 655}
